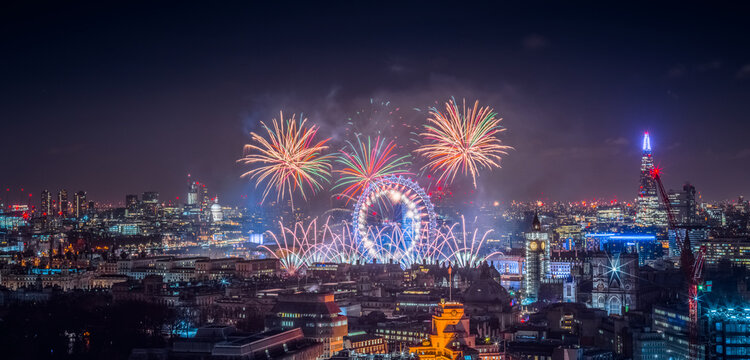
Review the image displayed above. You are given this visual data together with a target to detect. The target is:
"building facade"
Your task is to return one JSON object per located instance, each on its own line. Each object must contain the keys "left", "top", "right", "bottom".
{"left": 266, "top": 293, "right": 348, "bottom": 358}
{"left": 524, "top": 214, "right": 549, "bottom": 303}
{"left": 591, "top": 253, "right": 638, "bottom": 316}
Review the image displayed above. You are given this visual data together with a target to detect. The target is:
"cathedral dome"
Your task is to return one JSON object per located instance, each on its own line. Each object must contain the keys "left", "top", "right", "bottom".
{"left": 210, "top": 197, "right": 223, "bottom": 222}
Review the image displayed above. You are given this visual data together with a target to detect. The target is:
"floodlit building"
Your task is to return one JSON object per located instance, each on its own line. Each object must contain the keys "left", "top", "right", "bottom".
{"left": 74, "top": 190, "right": 87, "bottom": 218}
{"left": 40, "top": 189, "right": 52, "bottom": 215}
{"left": 591, "top": 253, "right": 638, "bottom": 316}
{"left": 210, "top": 197, "right": 223, "bottom": 222}
{"left": 524, "top": 214, "right": 549, "bottom": 303}
{"left": 408, "top": 301, "right": 500, "bottom": 360}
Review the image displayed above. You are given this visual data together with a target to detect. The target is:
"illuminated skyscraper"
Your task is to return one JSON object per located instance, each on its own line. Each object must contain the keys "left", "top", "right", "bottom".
{"left": 125, "top": 194, "right": 139, "bottom": 211}
{"left": 200, "top": 183, "right": 210, "bottom": 212}
{"left": 40, "top": 190, "right": 51, "bottom": 216}
{"left": 142, "top": 191, "right": 159, "bottom": 217}
{"left": 187, "top": 181, "right": 198, "bottom": 206}
{"left": 74, "top": 191, "right": 87, "bottom": 218}
{"left": 524, "top": 214, "right": 549, "bottom": 303}
{"left": 57, "top": 189, "right": 68, "bottom": 216}
{"left": 635, "top": 133, "right": 665, "bottom": 227}
{"left": 668, "top": 183, "right": 697, "bottom": 226}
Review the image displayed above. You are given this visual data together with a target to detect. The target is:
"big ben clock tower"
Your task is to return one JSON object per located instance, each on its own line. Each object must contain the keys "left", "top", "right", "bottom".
{"left": 524, "top": 214, "right": 550, "bottom": 303}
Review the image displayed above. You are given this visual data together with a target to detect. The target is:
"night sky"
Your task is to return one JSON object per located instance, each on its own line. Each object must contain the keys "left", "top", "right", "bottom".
{"left": 2, "top": 1, "right": 749, "bottom": 207}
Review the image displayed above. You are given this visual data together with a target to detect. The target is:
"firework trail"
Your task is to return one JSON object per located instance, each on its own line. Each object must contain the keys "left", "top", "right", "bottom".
{"left": 238, "top": 112, "right": 332, "bottom": 203}
{"left": 334, "top": 136, "right": 412, "bottom": 203}
{"left": 415, "top": 98, "right": 512, "bottom": 187}
{"left": 440, "top": 216, "right": 503, "bottom": 268}
{"left": 261, "top": 215, "right": 502, "bottom": 274}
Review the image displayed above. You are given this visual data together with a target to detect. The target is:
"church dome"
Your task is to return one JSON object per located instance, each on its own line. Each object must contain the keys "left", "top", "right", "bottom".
{"left": 210, "top": 197, "right": 223, "bottom": 222}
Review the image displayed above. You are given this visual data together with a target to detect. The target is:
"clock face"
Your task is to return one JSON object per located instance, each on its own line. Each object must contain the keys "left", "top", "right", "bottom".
{"left": 451, "top": 310, "right": 458, "bottom": 316}
{"left": 540, "top": 241, "right": 545, "bottom": 250}
{"left": 529, "top": 242, "right": 538, "bottom": 251}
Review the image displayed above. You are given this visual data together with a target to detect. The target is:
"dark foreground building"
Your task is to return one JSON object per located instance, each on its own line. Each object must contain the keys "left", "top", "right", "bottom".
{"left": 129, "top": 326, "right": 323, "bottom": 360}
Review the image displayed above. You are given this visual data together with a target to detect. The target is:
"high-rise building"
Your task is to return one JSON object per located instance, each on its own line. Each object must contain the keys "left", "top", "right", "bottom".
{"left": 187, "top": 181, "right": 198, "bottom": 206}
{"left": 142, "top": 191, "right": 159, "bottom": 216}
{"left": 706, "top": 307, "right": 750, "bottom": 359}
{"left": 125, "top": 194, "right": 139, "bottom": 211}
{"left": 524, "top": 214, "right": 549, "bottom": 303}
{"left": 142, "top": 191, "right": 158, "bottom": 203}
{"left": 635, "top": 132, "right": 665, "bottom": 227}
{"left": 40, "top": 190, "right": 51, "bottom": 216}
{"left": 668, "top": 183, "right": 698, "bottom": 226}
{"left": 74, "top": 191, "right": 87, "bottom": 218}
{"left": 651, "top": 304, "right": 704, "bottom": 358}
{"left": 57, "top": 189, "right": 68, "bottom": 216}
{"left": 200, "top": 183, "right": 210, "bottom": 212}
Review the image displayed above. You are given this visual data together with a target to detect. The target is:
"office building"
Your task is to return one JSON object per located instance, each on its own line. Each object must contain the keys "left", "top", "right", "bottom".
{"left": 74, "top": 190, "right": 87, "bottom": 218}
{"left": 40, "top": 190, "right": 51, "bottom": 216}
{"left": 266, "top": 292, "right": 348, "bottom": 358}
{"left": 126, "top": 194, "right": 139, "bottom": 212}
{"left": 668, "top": 183, "right": 698, "bottom": 226}
{"left": 57, "top": 189, "right": 68, "bottom": 216}
{"left": 706, "top": 307, "right": 750, "bottom": 359}
{"left": 142, "top": 191, "right": 159, "bottom": 216}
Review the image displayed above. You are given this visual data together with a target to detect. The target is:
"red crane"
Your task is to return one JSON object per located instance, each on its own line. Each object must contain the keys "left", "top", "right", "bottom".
{"left": 650, "top": 167, "right": 706, "bottom": 358}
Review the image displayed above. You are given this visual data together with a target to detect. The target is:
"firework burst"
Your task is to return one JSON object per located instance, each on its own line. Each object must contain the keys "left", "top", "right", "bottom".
{"left": 260, "top": 215, "right": 503, "bottom": 275}
{"left": 334, "top": 136, "right": 412, "bottom": 203}
{"left": 238, "top": 112, "right": 332, "bottom": 203}
{"left": 415, "top": 98, "right": 512, "bottom": 187}
{"left": 441, "top": 216, "right": 503, "bottom": 268}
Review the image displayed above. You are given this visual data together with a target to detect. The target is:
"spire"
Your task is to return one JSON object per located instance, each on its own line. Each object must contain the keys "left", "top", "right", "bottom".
{"left": 642, "top": 132, "right": 652, "bottom": 153}
{"left": 532, "top": 213, "right": 541, "bottom": 231}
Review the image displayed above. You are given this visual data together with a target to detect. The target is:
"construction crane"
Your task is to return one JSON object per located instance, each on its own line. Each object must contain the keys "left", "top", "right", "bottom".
{"left": 650, "top": 167, "right": 706, "bottom": 358}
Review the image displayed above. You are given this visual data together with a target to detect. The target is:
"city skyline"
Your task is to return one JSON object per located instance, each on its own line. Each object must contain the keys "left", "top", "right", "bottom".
{"left": 2, "top": 2, "right": 750, "bottom": 204}
{"left": 2, "top": 3, "right": 750, "bottom": 360}
{"left": 0, "top": 130, "right": 743, "bottom": 208}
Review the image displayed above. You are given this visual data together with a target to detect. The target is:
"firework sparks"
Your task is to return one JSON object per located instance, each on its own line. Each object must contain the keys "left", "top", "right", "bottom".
{"left": 261, "top": 215, "right": 502, "bottom": 275}
{"left": 415, "top": 98, "right": 512, "bottom": 187}
{"left": 238, "top": 112, "right": 332, "bottom": 203}
{"left": 334, "top": 136, "right": 412, "bottom": 203}
{"left": 441, "top": 216, "right": 502, "bottom": 268}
